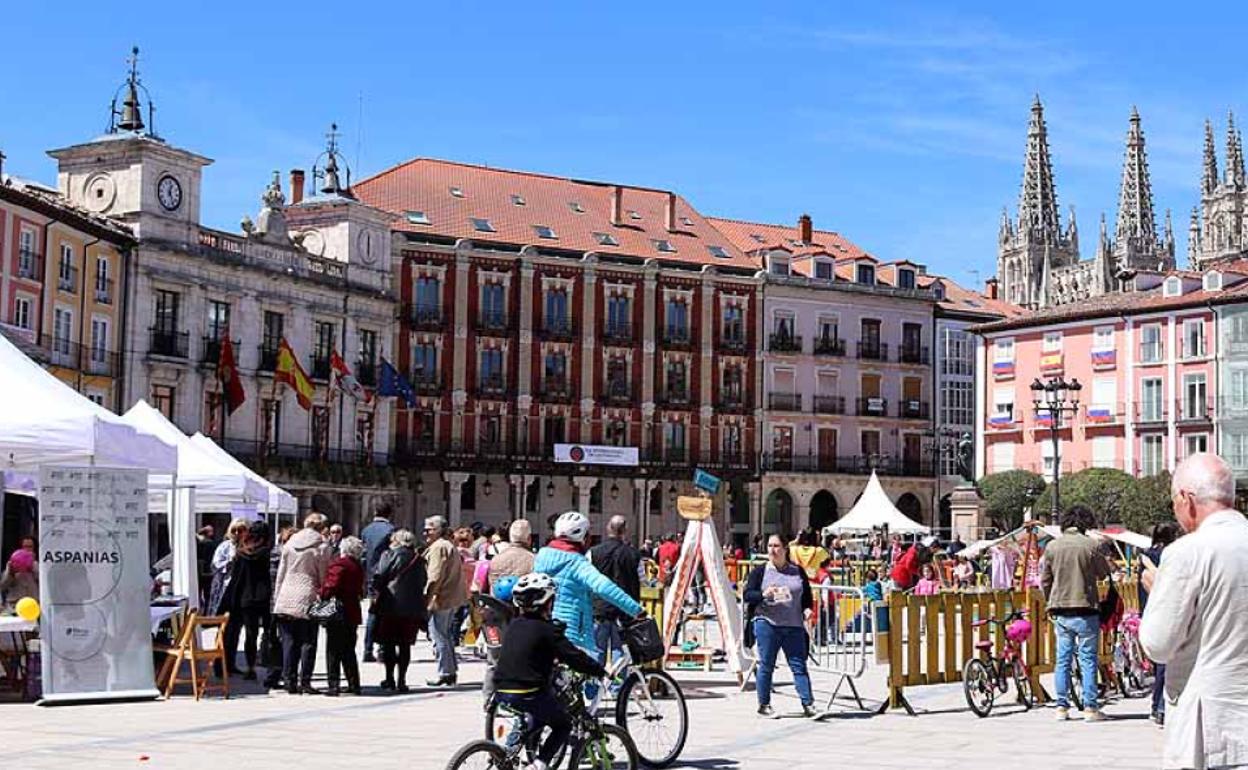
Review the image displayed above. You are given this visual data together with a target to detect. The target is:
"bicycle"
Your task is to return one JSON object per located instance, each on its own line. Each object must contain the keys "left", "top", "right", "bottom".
{"left": 962, "top": 609, "right": 1034, "bottom": 718}
{"left": 487, "top": 617, "right": 688, "bottom": 768}
{"left": 452, "top": 666, "right": 639, "bottom": 770}
{"left": 1111, "top": 611, "right": 1153, "bottom": 698}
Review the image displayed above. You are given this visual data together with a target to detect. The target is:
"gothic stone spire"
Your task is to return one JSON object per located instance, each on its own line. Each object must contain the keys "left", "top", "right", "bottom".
{"left": 1226, "top": 112, "right": 1245, "bottom": 188}
{"left": 1114, "top": 106, "right": 1158, "bottom": 246}
{"left": 1203, "top": 119, "right": 1219, "bottom": 195}
{"left": 1017, "top": 95, "right": 1062, "bottom": 241}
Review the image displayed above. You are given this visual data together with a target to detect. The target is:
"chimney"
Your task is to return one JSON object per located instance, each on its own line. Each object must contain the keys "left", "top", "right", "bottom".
{"left": 610, "top": 185, "right": 623, "bottom": 226}
{"left": 290, "top": 169, "right": 305, "bottom": 205}
{"left": 665, "top": 192, "right": 678, "bottom": 232}
{"left": 798, "top": 213, "right": 813, "bottom": 244}
{"left": 985, "top": 277, "right": 999, "bottom": 299}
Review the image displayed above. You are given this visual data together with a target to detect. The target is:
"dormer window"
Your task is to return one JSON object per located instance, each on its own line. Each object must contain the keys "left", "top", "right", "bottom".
{"left": 471, "top": 217, "right": 496, "bottom": 233}
{"left": 1164, "top": 276, "right": 1182, "bottom": 297}
{"left": 749, "top": 233, "right": 766, "bottom": 243}
{"left": 652, "top": 239, "right": 676, "bottom": 253}
{"left": 769, "top": 256, "right": 791, "bottom": 277}
{"left": 593, "top": 232, "right": 619, "bottom": 247}
{"left": 533, "top": 225, "right": 557, "bottom": 240}
{"left": 933, "top": 284, "right": 946, "bottom": 301}
{"left": 404, "top": 210, "right": 430, "bottom": 225}
{"left": 1204, "top": 271, "right": 1223, "bottom": 291}
{"left": 814, "top": 260, "right": 834, "bottom": 280}
{"left": 707, "top": 245, "right": 730, "bottom": 259}
{"left": 856, "top": 264, "right": 876, "bottom": 285}
{"left": 511, "top": 194, "right": 526, "bottom": 206}
{"left": 897, "top": 268, "right": 916, "bottom": 290}
{"left": 449, "top": 186, "right": 465, "bottom": 198}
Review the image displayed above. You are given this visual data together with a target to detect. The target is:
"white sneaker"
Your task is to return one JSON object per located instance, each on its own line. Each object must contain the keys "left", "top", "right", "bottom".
{"left": 1054, "top": 706, "right": 1070, "bottom": 721}
{"left": 1083, "top": 708, "right": 1107, "bottom": 722}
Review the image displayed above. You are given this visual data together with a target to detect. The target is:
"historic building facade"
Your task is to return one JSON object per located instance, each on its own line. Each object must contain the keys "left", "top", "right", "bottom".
{"left": 42, "top": 57, "right": 402, "bottom": 532}
{"left": 0, "top": 166, "right": 133, "bottom": 409}
{"left": 354, "top": 160, "right": 761, "bottom": 542}
{"left": 997, "top": 98, "right": 1175, "bottom": 310}
{"left": 1190, "top": 115, "right": 1248, "bottom": 268}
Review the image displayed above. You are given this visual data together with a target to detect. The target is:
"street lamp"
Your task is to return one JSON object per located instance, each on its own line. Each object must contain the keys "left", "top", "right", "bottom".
{"left": 610, "top": 482, "right": 620, "bottom": 501}
{"left": 668, "top": 485, "right": 678, "bottom": 503}
{"left": 546, "top": 479, "right": 555, "bottom": 498}
{"left": 1030, "top": 376, "right": 1082, "bottom": 521}
{"left": 482, "top": 478, "right": 492, "bottom": 497}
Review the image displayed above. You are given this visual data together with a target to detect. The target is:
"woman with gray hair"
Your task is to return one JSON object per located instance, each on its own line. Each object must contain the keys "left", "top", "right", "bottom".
{"left": 319, "top": 535, "right": 365, "bottom": 696}
{"left": 371, "top": 528, "right": 428, "bottom": 691}
{"left": 273, "top": 512, "right": 332, "bottom": 694}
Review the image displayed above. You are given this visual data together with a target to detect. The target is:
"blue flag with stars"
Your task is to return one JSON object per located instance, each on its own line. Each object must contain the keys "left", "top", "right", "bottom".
{"left": 377, "top": 357, "right": 417, "bottom": 407}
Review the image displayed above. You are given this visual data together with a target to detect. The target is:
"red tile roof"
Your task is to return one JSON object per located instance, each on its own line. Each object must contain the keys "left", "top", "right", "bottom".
{"left": 352, "top": 158, "right": 756, "bottom": 269}
{"left": 920, "top": 274, "right": 1025, "bottom": 319}
{"left": 706, "top": 216, "right": 874, "bottom": 267}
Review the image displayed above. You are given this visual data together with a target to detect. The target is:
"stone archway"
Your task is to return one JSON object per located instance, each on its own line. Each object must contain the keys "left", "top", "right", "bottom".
{"left": 809, "top": 490, "right": 839, "bottom": 531}
{"left": 896, "top": 492, "right": 922, "bottom": 524}
{"left": 764, "top": 488, "right": 794, "bottom": 539}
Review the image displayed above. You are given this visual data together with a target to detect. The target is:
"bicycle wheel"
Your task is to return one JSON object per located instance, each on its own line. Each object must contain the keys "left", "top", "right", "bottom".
{"left": 1068, "top": 659, "right": 1084, "bottom": 711}
{"left": 962, "top": 658, "right": 995, "bottom": 718}
{"left": 446, "top": 740, "right": 513, "bottom": 770}
{"left": 1011, "top": 660, "right": 1033, "bottom": 710}
{"left": 569, "top": 723, "right": 639, "bottom": 770}
{"left": 615, "top": 670, "right": 688, "bottom": 768}
{"left": 485, "top": 700, "right": 567, "bottom": 769}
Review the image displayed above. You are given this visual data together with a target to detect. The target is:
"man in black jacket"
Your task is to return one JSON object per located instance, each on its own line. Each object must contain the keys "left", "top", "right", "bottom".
{"left": 589, "top": 515, "right": 642, "bottom": 664}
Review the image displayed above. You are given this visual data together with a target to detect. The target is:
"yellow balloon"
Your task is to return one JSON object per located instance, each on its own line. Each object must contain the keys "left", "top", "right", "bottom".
{"left": 15, "top": 597, "right": 40, "bottom": 622}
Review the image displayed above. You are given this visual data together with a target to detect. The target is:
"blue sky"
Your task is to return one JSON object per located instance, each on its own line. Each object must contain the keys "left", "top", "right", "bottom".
{"left": 3, "top": 1, "right": 1245, "bottom": 287}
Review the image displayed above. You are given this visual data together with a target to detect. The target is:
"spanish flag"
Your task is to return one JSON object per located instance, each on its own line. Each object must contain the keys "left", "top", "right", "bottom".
{"left": 275, "top": 337, "right": 315, "bottom": 410}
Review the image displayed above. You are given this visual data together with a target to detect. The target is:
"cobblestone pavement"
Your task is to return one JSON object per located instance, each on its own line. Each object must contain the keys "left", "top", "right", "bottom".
{"left": 0, "top": 640, "right": 1164, "bottom": 769}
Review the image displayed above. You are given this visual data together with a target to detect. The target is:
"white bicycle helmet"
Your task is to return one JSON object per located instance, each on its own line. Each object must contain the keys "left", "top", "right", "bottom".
{"left": 554, "top": 510, "right": 591, "bottom": 543}
{"left": 512, "top": 572, "right": 557, "bottom": 611}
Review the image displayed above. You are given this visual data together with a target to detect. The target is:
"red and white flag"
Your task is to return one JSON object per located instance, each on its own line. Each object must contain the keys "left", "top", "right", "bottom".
{"left": 330, "top": 351, "right": 369, "bottom": 402}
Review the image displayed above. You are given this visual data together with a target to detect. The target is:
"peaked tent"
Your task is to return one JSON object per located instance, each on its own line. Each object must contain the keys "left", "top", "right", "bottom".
{"left": 0, "top": 331, "right": 176, "bottom": 473}
{"left": 823, "top": 471, "right": 930, "bottom": 535}
{"left": 189, "top": 432, "right": 297, "bottom": 515}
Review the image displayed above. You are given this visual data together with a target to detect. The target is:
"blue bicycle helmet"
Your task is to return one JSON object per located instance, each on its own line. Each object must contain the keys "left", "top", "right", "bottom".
{"left": 492, "top": 574, "right": 519, "bottom": 603}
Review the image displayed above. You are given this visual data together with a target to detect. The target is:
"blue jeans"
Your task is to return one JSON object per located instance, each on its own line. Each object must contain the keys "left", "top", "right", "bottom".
{"left": 1052, "top": 614, "right": 1100, "bottom": 710}
{"left": 594, "top": 620, "right": 623, "bottom": 665}
{"left": 753, "top": 618, "right": 813, "bottom": 707}
{"left": 429, "top": 608, "right": 459, "bottom": 678}
{"left": 1151, "top": 663, "right": 1166, "bottom": 716}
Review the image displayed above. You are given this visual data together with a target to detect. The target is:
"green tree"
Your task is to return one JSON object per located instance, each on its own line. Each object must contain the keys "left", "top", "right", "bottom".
{"left": 1033, "top": 468, "right": 1136, "bottom": 526}
{"left": 1120, "top": 472, "right": 1175, "bottom": 534}
{"left": 979, "top": 470, "right": 1046, "bottom": 532}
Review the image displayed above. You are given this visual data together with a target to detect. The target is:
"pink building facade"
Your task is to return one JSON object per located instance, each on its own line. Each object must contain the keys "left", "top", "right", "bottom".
{"left": 975, "top": 271, "right": 1239, "bottom": 482}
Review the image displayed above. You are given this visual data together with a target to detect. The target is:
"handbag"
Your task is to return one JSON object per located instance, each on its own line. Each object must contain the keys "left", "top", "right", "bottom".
{"left": 309, "top": 596, "right": 345, "bottom": 624}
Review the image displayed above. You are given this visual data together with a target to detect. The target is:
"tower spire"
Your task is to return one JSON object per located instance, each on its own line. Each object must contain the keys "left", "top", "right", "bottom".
{"left": 1226, "top": 112, "right": 1245, "bottom": 188}
{"left": 1188, "top": 207, "right": 1202, "bottom": 268}
{"left": 1017, "top": 95, "right": 1062, "bottom": 241}
{"left": 1203, "top": 119, "right": 1219, "bottom": 195}
{"left": 1114, "top": 106, "right": 1158, "bottom": 247}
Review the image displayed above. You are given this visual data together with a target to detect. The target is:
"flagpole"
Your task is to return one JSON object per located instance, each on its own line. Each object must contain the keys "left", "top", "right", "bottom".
{"left": 337, "top": 298, "right": 348, "bottom": 466}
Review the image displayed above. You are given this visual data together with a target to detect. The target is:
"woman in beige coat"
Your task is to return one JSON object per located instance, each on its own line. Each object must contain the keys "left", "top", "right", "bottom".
{"left": 272, "top": 512, "right": 332, "bottom": 694}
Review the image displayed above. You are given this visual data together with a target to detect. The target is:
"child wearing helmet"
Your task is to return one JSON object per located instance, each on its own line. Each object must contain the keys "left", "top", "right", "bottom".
{"left": 493, "top": 572, "right": 609, "bottom": 770}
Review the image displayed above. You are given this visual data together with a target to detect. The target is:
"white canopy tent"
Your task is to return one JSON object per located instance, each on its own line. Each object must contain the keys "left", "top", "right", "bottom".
{"left": 0, "top": 331, "right": 177, "bottom": 473}
{"left": 823, "top": 471, "right": 931, "bottom": 535}
{"left": 189, "top": 432, "right": 297, "bottom": 516}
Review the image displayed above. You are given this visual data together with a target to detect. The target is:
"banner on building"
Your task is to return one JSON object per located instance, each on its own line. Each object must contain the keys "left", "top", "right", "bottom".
{"left": 38, "top": 466, "right": 157, "bottom": 703}
{"left": 553, "top": 444, "right": 639, "bottom": 466}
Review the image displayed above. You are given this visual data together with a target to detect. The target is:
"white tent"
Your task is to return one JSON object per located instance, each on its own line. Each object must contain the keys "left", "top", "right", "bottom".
{"left": 189, "top": 432, "right": 297, "bottom": 515}
{"left": 0, "top": 332, "right": 176, "bottom": 473}
{"left": 121, "top": 401, "right": 269, "bottom": 512}
{"left": 823, "top": 471, "right": 931, "bottom": 535}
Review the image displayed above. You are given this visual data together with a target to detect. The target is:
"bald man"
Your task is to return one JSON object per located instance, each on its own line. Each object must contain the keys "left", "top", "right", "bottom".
{"left": 1139, "top": 453, "right": 1248, "bottom": 769}
{"left": 589, "top": 515, "right": 642, "bottom": 664}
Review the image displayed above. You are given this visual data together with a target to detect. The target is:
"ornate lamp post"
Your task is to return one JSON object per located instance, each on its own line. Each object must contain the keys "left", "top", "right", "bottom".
{"left": 1030, "top": 376, "right": 1082, "bottom": 521}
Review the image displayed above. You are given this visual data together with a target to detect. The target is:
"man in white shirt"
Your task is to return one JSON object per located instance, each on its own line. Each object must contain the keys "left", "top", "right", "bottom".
{"left": 1140, "top": 453, "right": 1248, "bottom": 770}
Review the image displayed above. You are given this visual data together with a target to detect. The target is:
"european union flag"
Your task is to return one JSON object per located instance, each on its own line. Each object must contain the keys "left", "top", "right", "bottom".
{"left": 377, "top": 357, "right": 417, "bottom": 407}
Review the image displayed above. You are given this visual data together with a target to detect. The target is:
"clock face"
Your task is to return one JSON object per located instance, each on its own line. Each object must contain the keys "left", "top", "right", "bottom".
{"left": 157, "top": 175, "right": 182, "bottom": 212}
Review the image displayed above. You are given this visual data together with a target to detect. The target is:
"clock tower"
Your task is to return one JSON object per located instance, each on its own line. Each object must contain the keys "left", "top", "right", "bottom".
{"left": 47, "top": 47, "right": 211, "bottom": 241}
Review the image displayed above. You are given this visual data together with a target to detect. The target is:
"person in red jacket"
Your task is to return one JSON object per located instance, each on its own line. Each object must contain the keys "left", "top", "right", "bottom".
{"left": 890, "top": 537, "right": 935, "bottom": 591}
{"left": 657, "top": 533, "right": 682, "bottom": 585}
{"left": 320, "top": 536, "right": 365, "bottom": 696}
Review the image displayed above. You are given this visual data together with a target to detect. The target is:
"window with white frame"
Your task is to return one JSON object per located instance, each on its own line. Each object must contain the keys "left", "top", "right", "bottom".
{"left": 1232, "top": 314, "right": 1248, "bottom": 343}
{"left": 941, "top": 328, "right": 974, "bottom": 376}
{"left": 994, "top": 337, "right": 1015, "bottom": 362}
{"left": 1043, "top": 331, "right": 1062, "bottom": 351}
{"left": 90, "top": 318, "right": 108, "bottom": 363}
{"left": 1184, "top": 434, "right": 1209, "bottom": 458}
{"left": 1184, "top": 373, "right": 1208, "bottom": 420}
{"left": 814, "top": 260, "right": 834, "bottom": 280}
{"left": 1141, "top": 435, "right": 1164, "bottom": 476}
{"left": 1091, "top": 378, "right": 1116, "bottom": 417}
{"left": 942, "top": 381, "right": 974, "bottom": 427}
{"left": 1141, "top": 378, "right": 1164, "bottom": 421}
{"left": 13, "top": 297, "right": 31, "bottom": 330}
{"left": 991, "top": 442, "right": 1014, "bottom": 474}
{"left": 1093, "top": 326, "right": 1114, "bottom": 351}
{"left": 769, "top": 255, "right": 790, "bottom": 276}
{"left": 663, "top": 421, "right": 686, "bottom": 459}
{"left": 1140, "top": 324, "right": 1163, "bottom": 363}
{"left": 1183, "top": 318, "right": 1206, "bottom": 358}
{"left": 53, "top": 307, "right": 72, "bottom": 355}
{"left": 1041, "top": 441, "right": 1056, "bottom": 480}
{"left": 1226, "top": 433, "right": 1248, "bottom": 469}
{"left": 1091, "top": 436, "right": 1116, "bottom": 469}
{"left": 993, "top": 386, "right": 1014, "bottom": 420}
{"left": 1232, "top": 367, "right": 1248, "bottom": 409}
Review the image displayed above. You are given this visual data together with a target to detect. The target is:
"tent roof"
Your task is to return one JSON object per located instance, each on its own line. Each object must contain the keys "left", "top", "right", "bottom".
{"left": 122, "top": 401, "right": 269, "bottom": 511}
{"left": 189, "top": 433, "right": 297, "bottom": 515}
{"left": 823, "top": 471, "right": 931, "bottom": 535}
{"left": 0, "top": 331, "right": 176, "bottom": 473}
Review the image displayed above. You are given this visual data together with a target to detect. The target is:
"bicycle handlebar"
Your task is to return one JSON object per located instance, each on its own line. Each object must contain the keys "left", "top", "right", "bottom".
{"left": 971, "top": 609, "right": 1029, "bottom": 629}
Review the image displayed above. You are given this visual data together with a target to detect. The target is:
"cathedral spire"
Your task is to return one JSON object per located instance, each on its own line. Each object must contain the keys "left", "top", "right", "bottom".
{"left": 1017, "top": 95, "right": 1062, "bottom": 241}
{"left": 1226, "top": 112, "right": 1245, "bottom": 188}
{"left": 1203, "top": 119, "right": 1219, "bottom": 195}
{"left": 1114, "top": 106, "right": 1158, "bottom": 246}
{"left": 1188, "top": 207, "right": 1201, "bottom": 268}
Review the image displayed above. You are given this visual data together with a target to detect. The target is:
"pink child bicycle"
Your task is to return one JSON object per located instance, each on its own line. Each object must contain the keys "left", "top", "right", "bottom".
{"left": 962, "top": 609, "right": 1034, "bottom": 717}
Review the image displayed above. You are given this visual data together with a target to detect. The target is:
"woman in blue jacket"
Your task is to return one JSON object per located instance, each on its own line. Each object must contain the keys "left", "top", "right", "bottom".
{"left": 534, "top": 511, "right": 643, "bottom": 654}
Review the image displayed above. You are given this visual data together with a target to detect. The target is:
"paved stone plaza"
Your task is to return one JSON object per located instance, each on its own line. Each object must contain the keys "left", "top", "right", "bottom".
{"left": 0, "top": 640, "right": 1163, "bottom": 770}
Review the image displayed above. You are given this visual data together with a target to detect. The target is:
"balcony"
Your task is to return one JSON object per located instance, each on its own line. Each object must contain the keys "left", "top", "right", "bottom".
{"left": 94, "top": 278, "right": 114, "bottom": 305}
{"left": 477, "top": 376, "right": 507, "bottom": 399}
{"left": 149, "top": 328, "right": 189, "bottom": 359}
{"left": 813, "top": 336, "right": 846, "bottom": 357}
{"left": 1181, "top": 340, "right": 1208, "bottom": 359}
{"left": 986, "top": 410, "right": 1022, "bottom": 431}
{"left": 718, "top": 335, "right": 748, "bottom": 355}
{"left": 16, "top": 250, "right": 42, "bottom": 281}
{"left": 715, "top": 395, "right": 748, "bottom": 413}
{"left": 899, "top": 399, "right": 930, "bottom": 420}
{"left": 224, "top": 438, "right": 389, "bottom": 468}
{"left": 356, "top": 360, "right": 377, "bottom": 387}
{"left": 476, "top": 310, "right": 512, "bottom": 335}
{"left": 603, "top": 321, "right": 634, "bottom": 345}
{"left": 662, "top": 325, "right": 693, "bottom": 349}
{"left": 56, "top": 265, "right": 79, "bottom": 293}
{"left": 258, "top": 345, "right": 280, "bottom": 372}
{"left": 761, "top": 453, "right": 936, "bottom": 477}
{"left": 856, "top": 397, "right": 888, "bottom": 417}
{"left": 310, "top": 355, "right": 332, "bottom": 382}
{"left": 768, "top": 392, "right": 802, "bottom": 411}
{"left": 812, "top": 395, "right": 846, "bottom": 415}
{"left": 200, "top": 335, "right": 240, "bottom": 366}
{"left": 768, "top": 332, "right": 802, "bottom": 354}
{"left": 32, "top": 334, "right": 120, "bottom": 377}
{"left": 411, "top": 374, "right": 442, "bottom": 395}
{"left": 539, "top": 317, "right": 575, "bottom": 342}
{"left": 1138, "top": 343, "right": 1164, "bottom": 364}
{"left": 1176, "top": 397, "right": 1213, "bottom": 423}
{"left": 1082, "top": 402, "right": 1126, "bottom": 427}
{"left": 537, "top": 380, "right": 573, "bottom": 403}
{"left": 899, "top": 345, "right": 930, "bottom": 365}
{"left": 407, "top": 302, "right": 445, "bottom": 331}
{"left": 1134, "top": 402, "right": 1168, "bottom": 425}
{"left": 857, "top": 341, "right": 888, "bottom": 361}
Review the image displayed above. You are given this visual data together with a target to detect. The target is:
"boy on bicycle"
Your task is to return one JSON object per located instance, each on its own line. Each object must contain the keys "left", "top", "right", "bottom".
{"left": 493, "top": 572, "right": 609, "bottom": 770}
